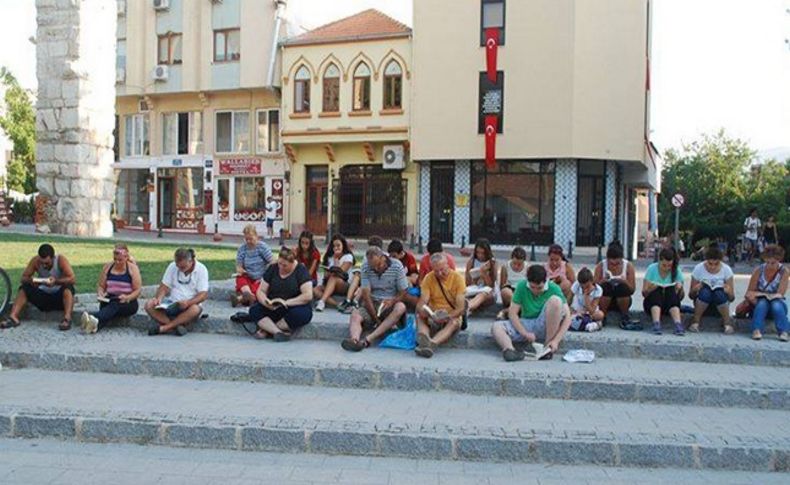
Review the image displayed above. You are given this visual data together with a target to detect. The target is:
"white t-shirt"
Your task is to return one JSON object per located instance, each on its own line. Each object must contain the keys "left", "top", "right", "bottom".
{"left": 744, "top": 217, "right": 761, "bottom": 240}
{"left": 162, "top": 260, "right": 210, "bottom": 302}
{"left": 691, "top": 262, "right": 733, "bottom": 290}
{"left": 570, "top": 281, "right": 603, "bottom": 313}
{"left": 265, "top": 201, "right": 278, "bottom": 220}
{"left": 329, "top": 253, "right": 354, "bottom": 268}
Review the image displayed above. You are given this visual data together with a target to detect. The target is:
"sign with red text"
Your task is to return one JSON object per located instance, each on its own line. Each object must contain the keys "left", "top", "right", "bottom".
{"left": 218, "top": 158, "right": 262, "bottom": 176}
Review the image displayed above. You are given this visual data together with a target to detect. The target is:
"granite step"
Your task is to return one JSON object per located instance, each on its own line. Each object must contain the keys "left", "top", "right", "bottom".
{"left": 0, "top": 326, "right": 787, "bottom": 410}
{"left": 16, "top": 299, "right": 790, "bottom": 367}
{"left": 0, "top": 369, "right": 788, "bottom": 472}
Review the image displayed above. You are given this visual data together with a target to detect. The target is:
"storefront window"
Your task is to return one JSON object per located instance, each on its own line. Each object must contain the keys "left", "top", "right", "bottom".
{"left": 234, "top": 177, "right": 266, "bottom": 221}
{"left": 470, "top": 161, "right": 555, "bottom": 245}
{"left": 157, "top": 167, "right": 204, "bottom": 229}
{"left": 115, "top": 169, "right": 149, "bottom": 225}
{"left": 217, "top": 179, "right": 230, "bottom": 221}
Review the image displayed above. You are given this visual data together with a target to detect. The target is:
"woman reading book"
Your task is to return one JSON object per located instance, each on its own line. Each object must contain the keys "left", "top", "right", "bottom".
{"left": 642, "top": 247, "right": 685, "bottom": 335}
{"left": 746, "top": 244, "right": 788, "bottom": 341}
{"left": 80, "top": 243, "right": 142, "bottom": 334}
{"left": 465, "top": 238, "right": 497, "bottom": 316}
{"left": 247, "top": 247, "right": 314, "bottom": 341}
{"left": 688, "top": 244, "right": 735, "bottom": 334}
{"left": 313, "top": 234, "right": 355, "bottom": 311}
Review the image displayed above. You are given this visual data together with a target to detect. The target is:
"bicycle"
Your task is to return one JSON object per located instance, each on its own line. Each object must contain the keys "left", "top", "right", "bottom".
{"left": 0, "top": 266, "right": 10, "bottom": 317}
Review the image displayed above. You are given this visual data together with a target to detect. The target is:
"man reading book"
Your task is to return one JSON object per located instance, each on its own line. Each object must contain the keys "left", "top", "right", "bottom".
{"left": 414, "top": 253, "right": 466, "bottom": 358}
{"left": 491, "top": 265, "right": 572, "bottom": 362}
{"left": 2, "top": 244, "right": 76, "bottom": 331}
{"left": 341, "top": 247, "right": 408, "bottom": 352}
{"left": 144, "top": 248, "right": 209, "bottom": 337}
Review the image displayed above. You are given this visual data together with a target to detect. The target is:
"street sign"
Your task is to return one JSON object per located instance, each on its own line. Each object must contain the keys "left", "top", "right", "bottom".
{"left": 671, "top": 193, "right": 685, "bottom": 208}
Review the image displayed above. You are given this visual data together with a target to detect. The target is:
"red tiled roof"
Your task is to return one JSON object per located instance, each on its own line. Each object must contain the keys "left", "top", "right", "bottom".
{"left": 284, "top": 9, "right": 411, "bottom": 46}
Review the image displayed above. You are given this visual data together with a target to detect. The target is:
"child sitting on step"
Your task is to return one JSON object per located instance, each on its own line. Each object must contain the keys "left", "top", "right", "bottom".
{"left": 569, "top": 268, "right": 603, "bottom": 332}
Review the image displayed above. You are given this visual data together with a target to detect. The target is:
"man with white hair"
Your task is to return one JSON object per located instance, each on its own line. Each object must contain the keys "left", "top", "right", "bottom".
{"left": 341, "top": 246, "right": 408, "bottom": 351}
{"left": 414, "top": 252, "right": 466, "bottom": 358}
{"left": 145, "top": 248, "right": 209, "bottom": 337}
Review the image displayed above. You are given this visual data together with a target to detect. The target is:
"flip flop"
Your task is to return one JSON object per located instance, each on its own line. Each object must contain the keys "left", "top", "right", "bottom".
{"left": 619, "top": 320, "right": 643, "bottom": 331}
{"left": 58, "top": 319, "right": 72, "bottom": 331}
{"left": 0, "top": 317, "right": 21, "bottom": 329}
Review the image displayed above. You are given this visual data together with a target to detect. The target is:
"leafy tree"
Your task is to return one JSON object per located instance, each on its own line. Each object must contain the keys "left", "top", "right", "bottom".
{"left": 750, "top": 158, "right": 790, "bottom": 223}
{"left": 0, "top": 67, "right": 36, "bottom": 194}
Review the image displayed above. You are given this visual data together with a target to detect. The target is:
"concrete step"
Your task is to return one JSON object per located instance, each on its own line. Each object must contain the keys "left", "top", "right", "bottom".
{"left": 0, "top": 369, "right": 788, "bottom": 472}
{"left": 17, "top": 299, "right": 790, "bottom": 367}
{"left": 0, "top": 327, "right": 787, "bottom": 410}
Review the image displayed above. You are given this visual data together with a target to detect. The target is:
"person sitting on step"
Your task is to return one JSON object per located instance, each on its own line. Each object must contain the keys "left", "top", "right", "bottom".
{"left": 231, "top": 224, "right": 274, "bottom": 307}
{"left": 593, "top": 241, "right": 637, "bottom": 327}
{"left": 642, "top": 247, "right": 685, "bottom": 336}
{"left": 1, "top": 243, "right": 76, "bottom": 331}
{"left": 688, "top": 244, "right": 736, "bottom": 334}
{"left": 568, "top": 267, "right": 604, "bottom": 332}
{"left": 465, "top": 238, "right": 497, "bottom": 315}
{"left": 497, "top": 246, "right": 528, "bottom": 320}
{"left": 145, "top": 248, "right": 209, "bottom": 337}
{"left": 80, "top": 243, "right": 142, "bottom": 334}
{"left": 415, "top": 253, "right": 466, "bottom": 358}
{"left": 338, "top": 236, "right": 384, "bottom": 314}
{"left": 544, "top": 244, "right": 575, "bottom": 302}
{"left": 247, "top": 247, "right": 314, "bottom": 341}
{"left": 417, "top": 238, "right": 456, "bottom": 285}
{"left": 746, "top": 244, "right": 788, "bottom": 341}
{"left": 341, "top": 247, "right": 408, "bottom": 351}
{"left": 491, "top": 265, "right": 572, "bottom": 362}
{"left": 387, "top": 239, "right": 420, "bottom": 310}
{"left": 313, "top": 234, "right": 356, "bottom": 311}
{"left": 295, "top": 230, "right": 321, "bottom": 287}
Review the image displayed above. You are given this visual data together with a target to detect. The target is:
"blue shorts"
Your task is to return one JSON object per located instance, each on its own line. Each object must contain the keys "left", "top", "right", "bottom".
{"left": 266, "top": 218, "right": 275, "bottom": 228}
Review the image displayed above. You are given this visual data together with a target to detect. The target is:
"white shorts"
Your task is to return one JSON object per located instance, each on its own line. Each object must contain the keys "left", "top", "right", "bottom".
{"left": 494, "top": 304, "right": 567, "bottom": 343}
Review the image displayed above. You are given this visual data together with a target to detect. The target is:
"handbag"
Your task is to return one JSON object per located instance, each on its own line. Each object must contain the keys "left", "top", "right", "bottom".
{"left": 435, "top": 275, "right": 469, "bottom": 331}
{"left": 734, "top": 299, "right": 754, "bottom": 319}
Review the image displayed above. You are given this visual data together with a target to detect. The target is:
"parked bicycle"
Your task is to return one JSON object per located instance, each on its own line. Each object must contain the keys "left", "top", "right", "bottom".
{"left": 0, "top": 266, "right": 11, "bottom": 317}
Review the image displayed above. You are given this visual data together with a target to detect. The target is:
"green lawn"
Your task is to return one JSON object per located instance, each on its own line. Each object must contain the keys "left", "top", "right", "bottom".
{"left": 0, "top": 233, "right": 240, "bottom": 291}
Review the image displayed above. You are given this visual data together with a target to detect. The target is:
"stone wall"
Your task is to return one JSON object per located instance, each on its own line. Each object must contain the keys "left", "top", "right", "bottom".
{"left": 35, "top": 0, "right": 117, "bottom": 237}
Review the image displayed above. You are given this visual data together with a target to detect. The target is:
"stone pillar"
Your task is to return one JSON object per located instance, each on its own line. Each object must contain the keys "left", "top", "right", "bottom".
{"left": 453, "top": 160, "right": 471, "bottom": 247}
{"left": 554, "top": 159, "right": 578, "bottom": 248}
{"left": 35, "top": 0, "right": 117, "bottom": 237}
{"left": 418, "top": 162, "right": 431, "bottom": 243}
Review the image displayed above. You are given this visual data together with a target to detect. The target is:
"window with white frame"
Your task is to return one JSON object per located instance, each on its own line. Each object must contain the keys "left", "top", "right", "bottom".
{"left": 215, "top": 110, "right": 250, "bottom": 154}
{"left": 293, "top": 66, "right": 311, "bottom": 113}
{"left": 256, "top": 109, "right": 281, "bottom": 153}
{"left": 352, "top": 63, "right": 371, "bottom": 111}
{"left": 162, "top": 112, "right": 203, "bottom": 155}
{"left": 124, "top": 114, "right": 149, "bottom": 157}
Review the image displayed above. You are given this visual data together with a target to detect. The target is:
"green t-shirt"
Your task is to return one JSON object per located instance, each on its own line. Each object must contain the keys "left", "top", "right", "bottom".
{"left": 644, "top": 262, "right": 684, "bottom": 287}
{"left": 512, "top": 280, "right": 567, "bottom": 319}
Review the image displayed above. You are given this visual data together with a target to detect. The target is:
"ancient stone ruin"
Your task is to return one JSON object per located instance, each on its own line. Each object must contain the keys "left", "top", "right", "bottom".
{"left": 34, "top": 0, "right": 117, "bottom": 237}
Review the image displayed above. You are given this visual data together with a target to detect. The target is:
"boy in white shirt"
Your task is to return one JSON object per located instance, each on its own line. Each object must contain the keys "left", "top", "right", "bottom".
{"left": 144, "top": 248, "right": 209, "bottom": 336}
{"left": 569, "top": 268, "right": 603, "bottom": 332}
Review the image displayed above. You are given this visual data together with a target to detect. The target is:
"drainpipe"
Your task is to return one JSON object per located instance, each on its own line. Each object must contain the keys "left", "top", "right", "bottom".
{"left": 266, "top": 0, "right": 288, "bottom": 88}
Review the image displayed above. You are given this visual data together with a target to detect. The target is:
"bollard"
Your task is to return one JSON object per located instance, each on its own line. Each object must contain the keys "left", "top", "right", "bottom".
{"left": 278, "top": 228, "right": 285, "bottom": 247}
{"left": 596, "top": 245, "right": 603, "bottom": 263}
{"left": 418, "top": 235, "right": 424, "bottom": 254}
{"left": 409, "top": 233, "right": 415, "bottom": 250}
{"left": 461, "top": 236, "right": 466, "bottom": 249}
{"left": 653, "top": 241, "right": 659, "bottom": 262}
{"left": 530, "top": 242, "right": 536, "bottom": 262}
{"left": 214, "top": 223, "right": 219, "bottom": 234}
{"left": 567, "top": 241, "right": 573, "bottom": 260}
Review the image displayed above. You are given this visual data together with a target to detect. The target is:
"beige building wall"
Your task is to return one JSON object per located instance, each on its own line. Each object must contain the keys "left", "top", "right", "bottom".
{"left": 411, "top": 0, "right": 649, "bottom": 164}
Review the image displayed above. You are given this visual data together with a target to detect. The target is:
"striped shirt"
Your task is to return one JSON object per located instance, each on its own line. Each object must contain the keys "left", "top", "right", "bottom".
{"left": 236, "top": 241, "right": 274, "bottom": 280}
{"left": 360, "top": 257, "right": 408, "bottom": 301}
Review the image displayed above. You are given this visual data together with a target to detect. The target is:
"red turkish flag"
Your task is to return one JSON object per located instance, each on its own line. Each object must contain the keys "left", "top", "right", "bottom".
{"left": 485, "top": 115, "right": 498, "bottom": 170}
{"left": 485, "top": 28, "right": 499, "bottom": 83}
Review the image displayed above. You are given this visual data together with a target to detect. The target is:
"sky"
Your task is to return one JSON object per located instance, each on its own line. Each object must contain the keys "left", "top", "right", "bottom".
{"left": 0, "top": 0, "right": 787, "bottom": 157}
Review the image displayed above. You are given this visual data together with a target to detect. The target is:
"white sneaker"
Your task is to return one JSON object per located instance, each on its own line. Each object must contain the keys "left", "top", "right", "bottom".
{"left": 585, "top": 321, "right": 602, "bottom": 332}
{"left": 80, "top": 311, "right": 98, "bottom": 334}
{"left": 315, "top": 300, "right": 325, "bottom": 312}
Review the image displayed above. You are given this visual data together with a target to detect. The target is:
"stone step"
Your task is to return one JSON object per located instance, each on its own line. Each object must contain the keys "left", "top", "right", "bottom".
{"left": 0, "top": 327, "right": 787, "bottom": 411}
{"left": 17, "top": 299, "right": 790, "bottom": 367}
{"left": 1, "top": 369, "right": 788, "bottom": 472}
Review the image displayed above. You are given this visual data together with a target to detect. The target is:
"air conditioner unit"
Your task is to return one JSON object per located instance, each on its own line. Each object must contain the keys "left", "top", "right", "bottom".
{"left": 153, "top": 64, "right": 169, "bottom": 81}
{"left": 117, "top": 0, "right": 126, "bottom": 16}
{"left": 115, "top": 67, "right": 126, "bottom": 83}
{"left": 138, "top": 99, "right": 150, "bottom": 112}
{"left": 153, "top": 0, "right": 169, "bottom": 11}
{"left": 382, "top": 145, "right": 405, "bottom": 170}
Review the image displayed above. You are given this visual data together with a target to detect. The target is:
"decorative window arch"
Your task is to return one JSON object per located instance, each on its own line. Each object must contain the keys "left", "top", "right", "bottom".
{"left": 294, "top": 66, "right": 311, "bottom": 113}
{"left": 322, "top": 63, "right": 340, "bottom": 112}
{"left": 352, "top": 62, "right": 371, "bottom": 111}
{"left": 383, "top": 60, "right": 403, "bottom": 110}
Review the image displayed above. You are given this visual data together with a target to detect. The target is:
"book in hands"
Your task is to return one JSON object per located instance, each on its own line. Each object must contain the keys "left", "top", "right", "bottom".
{"left": 155, "top": 299, "right": 179, "bottom": 311}
{"left": 465, "top": 285, "right": 492, "bottom": 297}
{"left": 422, "top": 305, "right": 449, "bottom": 322}
{"left": 263, "top": 297, "right": 288, "bottom": 308}
{"left": 32, "top": 277, "right": 50, "bottom": 284}
{"left": 755, "top": 292, "right": 784, "bottom": 301}
{"left": 377, "top": 301, "right": 386, "bottom": 318}
{"left": 523, "top": 342, "right": 553, "bottom": 361}
{"left": 97, "top": 295, "right": 119, "bottom": 303}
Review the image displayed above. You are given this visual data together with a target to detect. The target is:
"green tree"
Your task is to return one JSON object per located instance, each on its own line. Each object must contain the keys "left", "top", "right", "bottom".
{"left": 750, "top": 158, "right": 790, "bottom": 223}
{"left": 659, "top": 130, "right": 753, "bottom": 232}
{"left": 0, "top": 67, "right": 36, "bottom": 194}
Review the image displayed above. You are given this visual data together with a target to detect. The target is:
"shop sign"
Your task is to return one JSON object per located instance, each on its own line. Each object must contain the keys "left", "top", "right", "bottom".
{"left": 271, "top": 178, "right": 284, "bottom": 219}
{"left": 219, "top": 158, "right": 262, "bottom": 175}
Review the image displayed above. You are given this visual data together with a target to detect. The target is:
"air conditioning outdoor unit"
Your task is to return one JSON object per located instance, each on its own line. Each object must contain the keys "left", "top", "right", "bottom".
{"left": 382, "top": 145, "right": 405, "bottom": 170}
{"left": 153, "top": 64, "right": 169, "bottom": 81}
{"left": 116, "top": 67, "right": 126, "bottom": 84}
{"left": 153, "top": 0, "right": 170, "bottom": 11}
{"left": 138, "top": 99, "right": 150, "bottom": 112}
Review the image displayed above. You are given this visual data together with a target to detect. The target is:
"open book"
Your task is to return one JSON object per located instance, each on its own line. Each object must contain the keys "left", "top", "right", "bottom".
{"left": 263, "top": 297, "right": 288, "bottom": 308}
{"left": 465, "top": 285, "right": 492, "bottom": 297}
{"left": 32, "top": 277, "right": 50, "bottom": 284}
{"left": 97, "top": 295, "right": 119, "bottom": 304}
{"left": 523, "top": 342, "right": 553, "bottom": 361}
{"left": 422, "top": 305, "right": 449, "bottom": 322}
{"left": 754, "top": 292, "right": 785, "bottom": 301}
{"left": 702, "top": 281, "right": 724, "bottom": 290}
{"left": 155, "top": 299, "right": 179, "bottom": 311}
{"left": 652, "top": 281, "right": 679, "bottom": 288}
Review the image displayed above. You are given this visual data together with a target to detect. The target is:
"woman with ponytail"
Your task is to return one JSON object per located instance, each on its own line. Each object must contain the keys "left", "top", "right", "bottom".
{"left": 642, "top": 247, "right": 685, "bottom": 335}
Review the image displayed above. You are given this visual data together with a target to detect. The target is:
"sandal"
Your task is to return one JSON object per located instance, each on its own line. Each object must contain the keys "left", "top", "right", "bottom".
{"left": 253, "top": 329, "right": 270, "bottom": 340}
{"left": 688, "top": 322, "right": 700, "bottom": 333}
{"left": 723, "top": 324, "right": 736, "bottom": 335}
{"left": 0, "top": 317, "right": 21, "bottom": 329}
{"left": 58, "top": 319, "right": 72, "bottom": 331}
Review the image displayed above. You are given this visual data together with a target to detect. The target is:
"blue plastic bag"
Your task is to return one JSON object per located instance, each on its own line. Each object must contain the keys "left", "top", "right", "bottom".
{"left": 378, "top": 315, "right": 416, "bottom": 350}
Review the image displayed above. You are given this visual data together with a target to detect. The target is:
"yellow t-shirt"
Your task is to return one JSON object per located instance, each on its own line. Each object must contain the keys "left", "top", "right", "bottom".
{"left": 421, "top": 271, "right": 466, "bottom": 312}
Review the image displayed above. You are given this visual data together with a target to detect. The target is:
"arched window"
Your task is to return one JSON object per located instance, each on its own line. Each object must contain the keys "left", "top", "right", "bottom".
{"left": 294, "top": 66, "right": 311, "bottom": 113}
{"left": 322, "top": 63, "right": 340, "bottom": 113}
{"left": 383, "top": 60, "right": 403, "bottom": 110}
{"left": 352, "top": 62, "right": 371, "bottom": 111}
